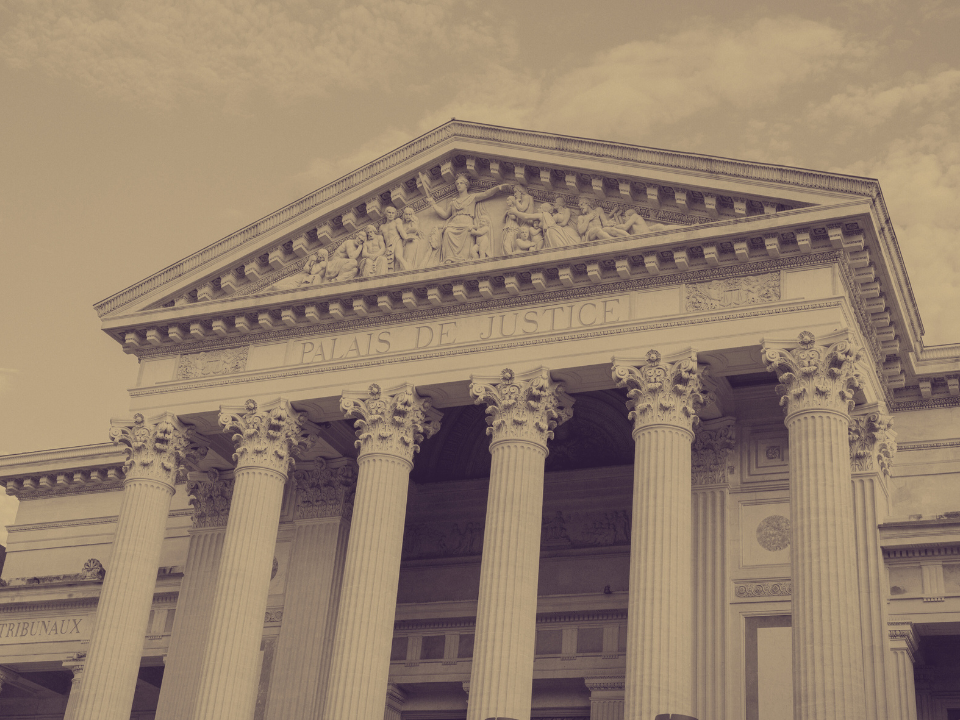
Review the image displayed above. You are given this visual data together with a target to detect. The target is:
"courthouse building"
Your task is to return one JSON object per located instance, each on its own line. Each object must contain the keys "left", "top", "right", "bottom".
{"left": 1, "top": 121, "right": 959, "bottom": 720}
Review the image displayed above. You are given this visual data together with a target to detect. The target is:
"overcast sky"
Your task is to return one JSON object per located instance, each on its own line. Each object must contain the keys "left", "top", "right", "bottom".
{"left": 1, "top": 0, "right": 958, "bottom": 479}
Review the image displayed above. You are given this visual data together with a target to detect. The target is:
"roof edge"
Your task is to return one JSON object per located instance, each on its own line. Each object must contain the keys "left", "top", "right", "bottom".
{"left": 93, "top": 119, "right": 887, "bottom": 319}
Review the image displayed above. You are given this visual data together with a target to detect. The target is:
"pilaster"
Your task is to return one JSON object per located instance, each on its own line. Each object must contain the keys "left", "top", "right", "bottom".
{"left": 849, "top": 407, "right": 898, "bottom": 720}
{"left": 586, "top": 676, "right": 625, "bottom": 720}
{"left": 71, "top": 413, "right": 201, "bottom": 720}
{"left": 264, "top": 458, "right": 356, "bottom": 720}
{"left": 154, "top": 469, "right": 234, "bottom": 720}
{"left": 194, "top": 399, "right": 312, "bottom": 720}
{"left": 384, "top": 683, "right": 407, "bottom": 720}
{"left": 887, "top": 622, "right": 919, "bottom": 720}
{"left": 62, "top": 653, "right": 85, "bottom": 720}
{"left": 612, "top": 349, "right": 706, "bottom": 720}
{"left": 466, "top": 367, "right": 573, "bottom": 720}
{"left": 323, "top": 384, "right": 440, "bottom": 720}
{"left": 762, "top": 330, "right": 867, "bottom": 720}
{"left": 691, "top": 416, "right": 734, "bottom": 720}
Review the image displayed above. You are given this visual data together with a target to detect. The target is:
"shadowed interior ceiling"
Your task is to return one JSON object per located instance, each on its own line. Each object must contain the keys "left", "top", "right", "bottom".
{"left": 410, "top": 389, "right": 634, "bottom": 484}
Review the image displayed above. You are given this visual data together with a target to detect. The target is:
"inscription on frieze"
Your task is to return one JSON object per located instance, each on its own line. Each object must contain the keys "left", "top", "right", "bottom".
{"left": 292, "top": 296, "right": 627, "bottom": 366}
{"left": 684, "top": 272, "right": 779, "bottom": 312}
{"left": 177, "top": 346, "right": 249, "bottom": 379}
{"left": 0, "top": 617, "right": 85, "bottom": 642}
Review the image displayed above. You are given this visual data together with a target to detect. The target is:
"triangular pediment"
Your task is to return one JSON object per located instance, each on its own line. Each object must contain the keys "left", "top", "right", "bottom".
{"left": 97, "top": 120, "right": 886, "bottom": 343}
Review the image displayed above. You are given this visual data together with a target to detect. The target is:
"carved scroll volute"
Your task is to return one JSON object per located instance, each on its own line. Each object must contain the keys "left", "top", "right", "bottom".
{"left": 612, "top": 349, "right": 707, "bottom": 435}
{"left": 108, "top": 412, "right": 205, "bottom": 488}
{"left": 187, "top": 469, "right": 235, "bottom": 528}
{"left": 849, "top": 412, "right": 897, "bottom": 475}
{"left": 218, "top": 398, "right": 312, "bottom": 475}
{"left": 762, "top": 330, "right": 863, "bottom": 418}
{"left": 340, "top": 383, "right": 442, "bottom": 464}
{"left": 468, "top": 367, "right": 574, "bottom": 451}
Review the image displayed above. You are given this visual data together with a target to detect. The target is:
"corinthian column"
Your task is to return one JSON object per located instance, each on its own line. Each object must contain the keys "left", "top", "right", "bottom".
{"left": 323, "top": 384, "right": 441, "bottom": 720}
{"left": 154, "top": 470, "right": 234, "bottom": 720}
{"left": 466, "top": 367, "right": 573, "bottom": 720}
{"left": 265, "top": 458, "right": 356, "bottom": 720}
{"left": 849, "top": 409, "right": 898, "bottom": 720}
{"left": 763, "top": 330, "right": 867, "bottom": 720}
{"left": 193, "top": 399, "right": 311, "bottom": 720}
{"left": 612, "top": 349, "right": 706, "bottom": 720}
{"left": 69, "top": 413, "right": 200, "bottom": 720}
{"left": 691, "top": 417, "right": 735, "bottom": 720}
{"left": 887, "top": 623, "right": 919, "bottom": 720}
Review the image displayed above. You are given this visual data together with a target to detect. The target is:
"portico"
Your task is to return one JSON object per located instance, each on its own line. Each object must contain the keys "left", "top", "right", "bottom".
{"left": 0, "top": 121, "right": 958, "bottom": 720}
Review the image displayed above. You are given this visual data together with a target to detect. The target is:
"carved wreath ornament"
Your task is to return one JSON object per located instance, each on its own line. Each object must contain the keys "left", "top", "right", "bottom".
{"left": 340, "top": 384, "right": 440, "bottom": 461}
{"left": 218, "top": 399, "right": 310, "bottom": 474}
{"left": 612, "top": 350, "right": 707, "bottom": 431}
{"left": 109, "top": 412, "right": 203, "bottom": 485}
{"left": 762, "top": 331, "right": 862, "bottom": 416}
{"left": 469, "top": 368, "right": 573, "bottom": 449}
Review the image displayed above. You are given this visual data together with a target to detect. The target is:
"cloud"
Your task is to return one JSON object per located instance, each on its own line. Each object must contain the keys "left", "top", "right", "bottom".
{"left": 416, "top": 17, "right": 871, "bottom": 143}
{"left": 0, "top": 0, "right": 508, "bottom": 106}
{"left": 811, "top": 70, "right": 960, "bottom": 129}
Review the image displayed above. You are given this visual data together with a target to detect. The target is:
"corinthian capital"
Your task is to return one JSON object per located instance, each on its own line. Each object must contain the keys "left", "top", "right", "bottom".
{"left": 469, "top": 367, "right": 574, "bottom": 450}
{"left": 340, "top": 383, "right": 442, "bottom": 463}
{"left": 108, "top": 412, "right": 204, "bottom": 487}
{"left": 293, "top": 457, "right": 358, "bottom": 520}
{"left": 218, "top": 398, "right": 312, "bottom": 474}
{"left": 849, "top": 411, "right": 897, "bottom": 475}
{"left": 187, "top": 469, "right": 234, "bottom": 528}
{"left": 762, "top": 330, "right": 862, "bottom": 417}
{"left": 612, "top": 349, "right": 707, "bottom": 433}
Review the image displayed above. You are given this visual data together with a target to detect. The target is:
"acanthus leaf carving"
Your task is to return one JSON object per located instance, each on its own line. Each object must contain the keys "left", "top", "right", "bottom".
{"left": 849, "top": 412, "right": 897, "bottom": 474}
{"left": 469, "top": 367, "right": 574, "bottom": 450}
{"left": 108, "top": 412, "right": 205, "bottom": 487}
{"left": 79, "top": 559, "right": 105, "bottom": 581}
{"left": 692, "top": 417, "right": 737, "bottom": 486}
{"left": 612, "top": 349, "right": 707, "bottom": 432}
{"left": 188, "top": 469, "right": 235, "bottom": 528}
{"left": 685, "top": 272, "right": 780, "bottom": 312}
{"left": 218, "top": 398, "right": 312, "bottom": 474}
{"left": 293, "top": 457, "right": 358, "bottom": 520}
{"left": 176, "top": 346, "right": 249, "bottom": 380}
{"left": 762, "top": 330, "right": 863, "bottom": 417}
{"left": 340, "top": 383, "right": 441, "bottom": 463}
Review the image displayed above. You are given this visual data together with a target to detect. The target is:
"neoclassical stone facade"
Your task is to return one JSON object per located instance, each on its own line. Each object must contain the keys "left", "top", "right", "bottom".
{"left": 1, "top": 121, "right": 959, "bottom": 719}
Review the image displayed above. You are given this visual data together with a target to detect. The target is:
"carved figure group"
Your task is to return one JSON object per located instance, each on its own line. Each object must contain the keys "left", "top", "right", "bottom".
{"left": 291, "top": 172, "right": 662, "bottom": 286}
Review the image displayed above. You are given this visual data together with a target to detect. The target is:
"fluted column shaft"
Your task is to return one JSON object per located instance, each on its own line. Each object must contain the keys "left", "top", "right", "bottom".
{"left": 72, "top": 412, "right": 196, "bottom": 720}
{"left": 467, "top": 439, "right": 546, "bottom": 720}
{"left": 154, "top": 527, "right": 225, "bottom": 720}
{"left": 587, "top": 677, "right": 625, "bottom": 720}
{"left": 324, "top": 383, "right": 440, "bottom": 720}
{"left": 266, "top": 515, "right": 350, "bottom": 720}
{"left": 692, "top": 486, "right": 726, "bottom": 720}
{"left": 323, "top": 454, "right": 411, "bottom": 719}
{"left": 787, "top": 409, "right": 866, "bottom": 719}
{"left": 70, "top": 476, "right": 174, "bottom": 720}
{"left": 62, "top": 661, "right": 84, "bottom": 719}
{"left": 626, "top": 424, "right": 695, "bottom": 718}
{"left": 193, "top": 465, "right": 286, "bottom": 720}
{"left": 889, "top": 647, "right": 918, "bottom": 720}
{"left": 193, "top": 398, "right": 309, "bottom": 720}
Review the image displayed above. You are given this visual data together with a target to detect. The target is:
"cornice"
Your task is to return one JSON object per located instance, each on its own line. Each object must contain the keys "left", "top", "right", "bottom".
{"left": 7, "top": 508, "right": 193, "bottom": 533}
{"left": 896, "top": 439, "right": 960, "bottom": 452}
{"left": 95, "top": 120, "right": 882, "bottom": 320}
{"left": 130, "top": 298, "right": 846, "bottom": 399}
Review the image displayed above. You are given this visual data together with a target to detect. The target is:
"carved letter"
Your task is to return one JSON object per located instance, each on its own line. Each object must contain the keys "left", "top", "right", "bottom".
{"left": 438, "top": 322, "right": 458, "bottom": 346}
{"left": 416, "top": 325, "right": 435, "bottom": 349}
{"left": 299, "top": 342, "right": 315, "bottom": 363}
{"left": 521, "top": 310, "right": 539, "bottom": 334}
{"left": 375, "top": 331, "right": 392, "bottom": 353}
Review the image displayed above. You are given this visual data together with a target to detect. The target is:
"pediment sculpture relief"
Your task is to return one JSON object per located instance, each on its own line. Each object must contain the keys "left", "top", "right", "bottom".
{"left": 273, "top": 174, "right": 670, "bottom": 291}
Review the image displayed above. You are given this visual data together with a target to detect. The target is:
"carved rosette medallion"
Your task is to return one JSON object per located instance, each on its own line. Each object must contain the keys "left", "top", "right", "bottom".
{"left": 849, "top": 412, "right": 897, "bottom": 474}
{"left": 762, "top": 331, "right": 863, "bottom": 418}
{"left": 756, "top": 515, "right": 791, "bottom": 551}
{"left": 692, "top": 418, "right": 736, "bottom": 486}
{"left": 292, "top": 457, "right": 358, "bottom": 520}
{"left": 108, "top": 412, "right": 204, "bottom": 487}
{"left": 469, "top": 367, "right": 574, "bottom": 451}
{"left": 612, "top": 350, "right": 707, "bottom": 434}
{"left": 79, "top": 559, "right": 106, "bottom": 581}
{"left": 218, "top": 398, "right": 312, "bottom": 475}
{"left": 340, "top": 383, "right": 442, "bottom": 463}
{"left": 188, "top": 469, "right": 235, "bottom": 528}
